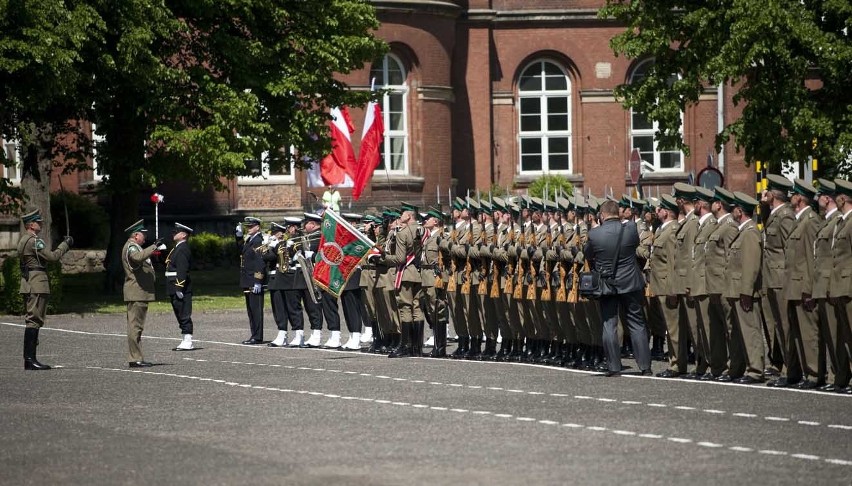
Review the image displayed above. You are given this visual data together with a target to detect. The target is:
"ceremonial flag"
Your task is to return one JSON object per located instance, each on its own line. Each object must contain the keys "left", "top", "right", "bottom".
{"left": 352, "top": 98, "right": 384, "bottom": 200}
{"left": 308, "top": 106, "right": 356, "bottom": 187}
{"left": 312, "top": 209, "right": 376, "bottom": 298}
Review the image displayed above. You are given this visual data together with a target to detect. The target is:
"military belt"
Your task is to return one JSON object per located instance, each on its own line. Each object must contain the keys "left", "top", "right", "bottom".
{"left": 165, "top": 271, "right": 178, "bottom": 277}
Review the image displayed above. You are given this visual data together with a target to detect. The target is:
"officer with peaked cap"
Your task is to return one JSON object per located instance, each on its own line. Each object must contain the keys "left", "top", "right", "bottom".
{"left": 18, "top": 209, "right": 73, "bottom": 370}
{"left": 829, "top": 179, "right": 852, "bottom": 394}
{"left": 652, "top": 195, "right": 684, "bottom": 377}
{"left": 262, "top": 221, "right": 292, "bottom": 348}
{"left": 685, "top": 186, "right": 718, "bottom": 380}
{"left": 300, "top": 212, "right": 343, "bottom": 349}
{"left": 725, "top": 192, "right": 766, "bottom": 384}
{"left": 761, "top": 174, "right": 796, "bottom": 383}
{"left": 236, "top": 216, "right": 266, "bottom": 345}
{"left": 166, "top": 222, "right": 195, "bottom": 350}
{"left": 122, "top": 219, "right": 165, "bottom": 367}
{"left": 671, "top": 182, "right": 705, "bottom": 378}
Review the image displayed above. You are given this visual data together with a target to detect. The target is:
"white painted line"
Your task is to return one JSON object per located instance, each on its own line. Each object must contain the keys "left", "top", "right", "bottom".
{"left": 429, "top": 406, "right": 448, "bottom": 411}
{"left": 759, "top": 450, "right": 788, "bottom": 456}
{"left": 703, "top": 409, "right": 726, "bottom": 414}
{"left": 448, "top": 383, "right": 463, "bottom": 387}
{"left": 675, "top": 406, "right": 696, "bottom": 411}
{"left": 791, "top": 454, "right": 820, "bottom": 460}
{"left": 647, "top": 403, "right": 667, "bottom": 408}
{"left": 374, "top": 399, "right": 391, "bottom": 404}
{"left": 516, "top": 417, "right": 536, "bottom": 422}
{"left": 411, "top": 404, "right": 428, "bottom": 408}
{"left": 612, "top": 430, "right": 636, "bottom": 436}
{"left": 507, "top": 389, "right": 524, "bottom": 393}
{"left": 638, "top": 434, "right": 663, "bottom": 439}
{"left": 733, "top": 413, "right": 757, "bottom": 418}
{"left": 450, "top": 408, "right": 468, "bottom": 413}
{"left": 528, "top": 391, "right": 544, "bottom": 395}
{"left": 467, "top": 385, "right": 482, "bottom": 389}
{"left": 494, "top": 413, "right": 513, "bottom": 418}
{"left": 698, "top": 442, "right": 724, "bottom": 448}
{"left": 825, "top": 458, "right": 852, "bottom": 466}
{"left": 729, "top": 446, "right": 754, "bottom": 452}
{"left": 562, "top": 423, "right": 583, "bottom": 428}
{"left": 597, "top": 398, "right": 616, "bottom": 402}
{"left": 798, "top": 421, "right": 820, "bottom": 426}
{"left": 668, "top": 438, "right": 692, "bottom": 443}
{"left": 586, "top": 426, "right": 607, "bottom": 432}
{"left": 550, "top": 393, "right": 568, "bottom": 397}
{"left": 575, "top": 395, "right": 593, "bottom": 400}
{"left": 392, "top": 402, "right": 410, "bottom": 406}
{"left": 539, "top": 420, "right": 558, "bottom": 425}
{"left": 472, "top": 411, "right": 492, "bottom": 415}
{"left": 828, "top": 424, "right": 852, "bottom": 430}
{"left": 765, "top": 417, "right": 789, "bottom": 422}
{"left": 622, "top": 401, "right": 642, "bottom": 405}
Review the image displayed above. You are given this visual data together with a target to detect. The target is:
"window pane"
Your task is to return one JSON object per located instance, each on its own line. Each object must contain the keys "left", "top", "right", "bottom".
{"left": 520, "top": 115, "right": 541, "bottom": 132}
{"left": 388, "top": 93, "right": 403, "bottom": 114}
{"left": 521, "top": 137, "right": 541, "bottom": 155}
{"left": 549, "top": 154, "right": 569, "bottom": 171}
{"left": 370, "top": 65, "right": 384, "bottom": 85}
{"left": 520, "top": 97, "right": 540, "bottom": 115}
{"left": 521, "top": 154, "right": 542, "bottom": 172}
{"left": 519, "top": 73, "right": 541, "bottom": 92}
{"left": 548, "top": 137, "right": 569, "bottom": 154}
{"left": 547, "top": 97, "right": 568, "bottom": 114}
{"left": 543, "top": 62, "right": 562, "bottom": 76}
{"left": 632, "top": 136, "right": 654, "bottom": 155}
{"left": 632, "top": 111, "right": 652, "bottom": 130}
{"left": 544, "top": 75, "right": 567, "bottom": 91}
{"left": 659, "top": 151, "right": 681, "bottom": 170}
{"left": 388, "top": 65, "right": 404, "bottom": 85}
{"left": 390, "top": 152, "right": 404, "bottom": 171}
{"left": 548, "top": 113, "right": 569, "bottom": 131}
{"left": 520, "top": 138, "right": 542, "bottom": 172}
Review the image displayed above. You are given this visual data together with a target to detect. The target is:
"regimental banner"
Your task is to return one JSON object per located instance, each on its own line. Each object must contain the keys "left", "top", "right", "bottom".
{"left": 312, "top": 209, "right": 376, "bottom": 298}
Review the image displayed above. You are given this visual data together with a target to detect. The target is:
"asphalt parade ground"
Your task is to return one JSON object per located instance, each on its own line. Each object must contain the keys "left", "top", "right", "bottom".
{"left": 1, "top": 310, "right": 851, "bottom": 485}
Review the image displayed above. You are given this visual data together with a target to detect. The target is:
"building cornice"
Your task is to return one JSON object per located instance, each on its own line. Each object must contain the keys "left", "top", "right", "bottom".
{"left": 465, "top": 8, "right": 618, "bottom": 25}
{"left": 371, "top": 0, "right": 462, "bottom": 18}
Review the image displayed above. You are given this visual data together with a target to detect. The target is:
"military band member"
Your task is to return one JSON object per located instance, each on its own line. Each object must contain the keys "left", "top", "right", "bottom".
{"left": 285, "top": 217, "right": 325, "bottom": 347}
{"left": 726, "top": 192, "right": 766, "bottom": 384}
{"left": 18, "top": 209, "right": 72, "bottom": 370}
{"left": 166, "top": 222, "right": 195, "bottom": 351}
{"left": 782, "top": 179, "right": 822, "bottom": 388}
{"left": 299, "top": 212, "right": 342, "bottom": 349}
{"left": 829, "top": 179, "right": 852, "bottom": 394}
{"left": 122, "top": 219, "right": 164, "bottom": 367}
{"left": 813, "top": 180, "right": 844, "bottom": 391}
{"left": 687, "top": 187, "right": 718, "bottom": 380}
{"left": 652, "top": 195, "right": 683, "bottom": 378}
{"left": 340, "top": 213, "right": 366, "bottom": 350}
{"left": 707, "top": 188, "right": 740, "bottom": 381}
{"left": 262, "top": 220, "right": 291, "bottom": 347}
{"left": 761, "top": 174, "right": 796, "bottom": 380}
{"left": 236, "top": 217, "right": 266, "bottom": 345}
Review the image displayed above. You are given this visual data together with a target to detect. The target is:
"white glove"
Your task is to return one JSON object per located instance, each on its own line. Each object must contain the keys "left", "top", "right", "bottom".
{"left": 286, "top": 239, "right": 294, "bottom": 248}
{"left": 235, "top": 223, "right": 243, "bottom": 237}
{"left": 251, "top": 283, "right": 262, "bottom": 294}
{"left": 269, "top": 237, "right": 279, "bottom": 248}
{"left": 157, "top": 243, "right": 167, "bottom": 250}
{"left": 175, "top": 291, "right": 184, "bottom": 300}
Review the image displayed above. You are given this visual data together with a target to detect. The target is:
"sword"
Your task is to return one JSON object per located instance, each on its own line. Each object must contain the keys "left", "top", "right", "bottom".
{"left": 57, "top": 174, "right": 70, "bottom": 238}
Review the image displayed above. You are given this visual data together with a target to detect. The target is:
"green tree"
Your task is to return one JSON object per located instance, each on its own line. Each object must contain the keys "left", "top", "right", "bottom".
{"left": 528, "top": 174, "right": 574, "bottom": 200}
{"left": 599, "top": 0, "right": 852, "bottom": 175}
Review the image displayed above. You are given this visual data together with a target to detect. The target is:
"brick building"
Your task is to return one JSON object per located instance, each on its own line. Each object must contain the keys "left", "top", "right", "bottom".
{"left": 2, "top": 0, "right": 753, "bottom": 247}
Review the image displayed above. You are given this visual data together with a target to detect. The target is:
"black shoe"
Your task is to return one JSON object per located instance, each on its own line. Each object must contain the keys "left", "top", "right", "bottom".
{"left": 388, "top": 346, "right": 411, "bottom": 358}
{"left": 640, "top": 369, "right": 653, "bottom": 376}
{"left": 763, "top": 368, "right": 781, "bottom": 378}
{"left": 603, "top": 370, "right": 621, "bottom": 377}
{"left": 24, "top": 358, "right": 52, "bottom": 371}
{"left": 698, "top": 373, "right": 716, "bottom": 381}
{"left": 241, "top": 338, "right": 263, "bottom": 345}
{"left": 715, "top": 374, "right": 734, "bottom": 382}
{"left": 838, "top": 386, "right": 852, "bottom": 395}
{"left": 734, "top": 375, "right": 764, "bottom": 385}
{"left": 681, "top": 372, "right": 699, "bottom": 380}
{"left": 767, "top": 377, "right": 793, "bottom": 388}
{"left": 656, "top": 369, "right": 680, "bottom": 378}
{"left": 796, "top": 379, "right": 820, "bottom": 390}
{"left": 819, "top": 383, "right": 838, "bottom": 392}
{"left": 129, "top": 361, "right": 153, "bottom": 368}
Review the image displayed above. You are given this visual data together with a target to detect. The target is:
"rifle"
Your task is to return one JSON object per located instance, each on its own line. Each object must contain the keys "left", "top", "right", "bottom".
{"left": 460, "top": 223, "right": 473, "bottom": 295}
{"left": 505, "top": 219, "right": 516, "bottom": 296}
{"left": 489, "top": 221, "right": 502, "bottom": 298}
{"left": 477, "top": 220, "right": 491, "bottom": 296}
{"left": 540, "top": 226, "right": 554, "bottom": 301}
{"left": 445, "top": 227, "right": 457, "bottom": 293}
{"left": 512, "top": 228, "right": 526, "bottom": 300}
{"left": 568, "top": 225, "right": 581, "bottom": 303}
{"left": 525, "top": 225, "right": 538, "bottom": 301}
{"left": 555, "top": 223, "right": 569, "bottom": 302}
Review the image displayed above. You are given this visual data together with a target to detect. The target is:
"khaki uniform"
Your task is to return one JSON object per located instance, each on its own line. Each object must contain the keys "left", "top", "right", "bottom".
{"left": 502, "top": 222, "right": 524, "bottom": 341}
{"left": 761, "top": 204, "right": 795, "bottom": 373}
{"left": 383, "top": 223, "right": 424, "bottom": 323}
{"left": 705, "top": 213, "right": 739, "bottom": 376}
{"left": 485, "top": 222, "right": 512, "bottom": 341}
{"left": 725, "top": 220, "right": 764, "bottom": 380}
{"left": 478, "top": 221, "right": 500, "bottom": 342}
{"left": 649, "top": 220, "right": 681, "bottom": 371}
{"left": 784, "top": 206, "right": 822, "bottom": 381}
{"left": 829, "top": 213, "right": 852, "bottom": 387}
{"left": 673, "top": 211, "right": 700, "bottom": 372}
{"left": 122, "top": 239, "right": 157, "bottom": 362}
{"left": 420, "top": 228, "right": 447, "bottom": 329}
{"left": 17, "top": 234, "right": 70, "bottom": 329}
{"left": 450, "top": 220, "right": 483, "bottom": 339}
{"left": 529, "top": 222, "right": 549, "bottom": 340}
{"left": 687, "top": 213, "right": 718, "bottom": 375}
{"left": 375, "top": 229, "right": 401, "bottom": 335}
{"left": 556, "top": 222, "right": 580, "bottom": 346}
{"left": 814, "top": 209, "right": 843, "bottom": 384}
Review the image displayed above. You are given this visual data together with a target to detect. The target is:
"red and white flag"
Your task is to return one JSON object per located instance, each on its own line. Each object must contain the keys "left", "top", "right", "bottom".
{"left": 308, "top": 106, "right": 356, "bottom": 188}
{"left": 352, "top": 99, "right": 384, "bottom": 200}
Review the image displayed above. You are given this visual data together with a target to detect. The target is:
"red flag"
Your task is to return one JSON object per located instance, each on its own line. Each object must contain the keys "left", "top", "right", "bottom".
{"left": 318, "top": 106, "right": 356, "bottom": 187}
{"left": 352, "top": 100, "right": 384, "bottom": 200}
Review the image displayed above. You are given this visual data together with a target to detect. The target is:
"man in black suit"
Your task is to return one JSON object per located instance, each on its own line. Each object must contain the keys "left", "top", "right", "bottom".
{"left": 237, "top": 217, "right": 266, "bottom": 344}
{"left": 584, "top": 200, "right": 652, "bottom": 376}
{"left": 166, "top": 222, "right": 195, "bottom": 350}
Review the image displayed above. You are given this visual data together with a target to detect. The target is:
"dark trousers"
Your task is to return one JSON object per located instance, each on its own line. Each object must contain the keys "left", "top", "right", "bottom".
{"left": 244, "top": 290, "right": 264, "bottom": 341}
{"left": 341, "top": 289, "right": 364, "bottom": 334}
{"left": 170, "top": 292, "right": 193, "bottom": 334}
{"left": 271, "top": 289, "right": 305, "bottom": 332}
{"left": 301, "top": 289, "right": 323, "bottom": 330}
{"left": 320, "top": 290, "right": 340, "bottom": 331}
{"left": 600, "top": 291, "right": 651, "bottom": 373}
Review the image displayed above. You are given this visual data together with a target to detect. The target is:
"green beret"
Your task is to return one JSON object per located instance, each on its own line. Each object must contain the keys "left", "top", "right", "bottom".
{"left": 452, "top": 197, "right": 465, "bottom": 211}
{"left": 426, "top": 208, "right": 443, "bottom": 220}
{"left": 792, "top": 178, "right": 816, "bottom": 199}
{"left": 125, "top": 219, "right": 147, "bottom": 234}
{"left": 815, "top": 178, "right": 836, "bottom": 196}
{"left": 672, "top": 182, "right": 697, "bottom": 200}
{"left": 713, "top": 186, "right": 736, "bottom": 205}
{"left": 491, "top": 197, "right": 507, "bottom": 212}
{"left": 766, "top": 174, "right": 793, "bottom": 193}
{"left": 21, "top": 209, "right": 43, "bottom": 225}
{"left": 733, "top": 191, "right": 759, "bottom": 212}
{"left": 659, "top": 194, "right": 679, "bottom": 212}
{"left": 618, "top": 195, "right": 631, "bottom": 208}
{"left": 400, "top": 202, "right": 418, "bottom": 213}
{"left": 835, "top": 179, "right": 852, "bottom": 198}
{"left": 694, "top": 186, "right": 715, "bottom": 203}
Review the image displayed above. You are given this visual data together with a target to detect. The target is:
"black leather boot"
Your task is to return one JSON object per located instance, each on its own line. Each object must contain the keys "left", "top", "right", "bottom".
{"left": 465, "top": 335, "right": 482, "bottom": 360}
{"left": 411, "top": 321, "right": 425, "bottom": 357}
{"left": 479, "top": 338, "right": 496, "bottom": 360}
{"left": 389, "top": 324, "right": 412, "bottom": 358}
{"left": 24, "top": 328, "right": 51, "bottom": 371}
{"left": 429, "top": 321, "right": 447, "bottom": 358}
{"left": 450, "top": 336, "right": 468, "bottom": 359}
{"left": 495, "top": 338, "right": 512, "bottom": 361}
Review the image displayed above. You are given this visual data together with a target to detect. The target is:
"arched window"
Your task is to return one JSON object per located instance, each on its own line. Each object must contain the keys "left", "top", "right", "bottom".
{"left": 370, "top": 54, "right": 408, "bottom": 174}
{"left": 629, "top": 60, "right": 683, "bottom": 172}
{"left": 518, "top": 60, "right": 572, "bottom": 174}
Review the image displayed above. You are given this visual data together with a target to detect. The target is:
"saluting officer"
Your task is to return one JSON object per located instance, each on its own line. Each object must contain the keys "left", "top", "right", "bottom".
{"left": 122, "top": 219, "right": 165, "bottom": 367}
{"left": 18, "top": 209, "right": 72, "bottom": 370}
{"left": 166, "top": 222, "right": 195, "bottom": 351}
{"left": 236, "top": 217, "right": 266, "bottom": 345}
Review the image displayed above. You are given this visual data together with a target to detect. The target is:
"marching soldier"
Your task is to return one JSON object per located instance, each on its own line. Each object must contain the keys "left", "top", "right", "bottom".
{"left": 829, "top": 179, "right": 852, "bottom": 394}
{"left": 761, "top": 174, "right": 796, "bottom": 381}
{"left": 369, "top": 209, "right": 401, "bottom": 353}
{"left": 236, "top": 216, "right": 266, "bottom": 345}
{"left": 122, "top": 219, "right": 165, "bottom": 367}
{"left": 652, "top": 195, "right": 683, "bottom": 378}
{"left": 726, "top": 192, "right": 766, "bottom": 384}
{"left": 285, "top": 217, "right": 325, "bottom": 347}
{"left": 813, "top": 180, "right": 844, "bottom": 391}
{"left": 383, "top": 202, "right": 425, "bottom": 358}
{"left": 504, "top": 202, "right": 526, "bottom": 361}
{"left": 687, "top": 187, "right": 718, "bottom": 380}
{"left": 707, "top": 188, "right": 740, "bottom": 381}
{"left": 358, "top": 215, "right": 381, "bottom": 348}
{"left": 489, "top": 198, "right": 515, "bottom": 360}
{"left": 18, "top": 209, "right": 72, "bottom": 370}
{"left": 166, "top": 222, "right": 195, "bottom": 351}
{"left": 783, "top": 179, "right": 822, "bottom": 388}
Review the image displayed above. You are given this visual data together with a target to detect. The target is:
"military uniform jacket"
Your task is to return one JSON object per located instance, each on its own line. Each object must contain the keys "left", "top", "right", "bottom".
{"left": 784, "top": 207, "right": 821, "bottom": 301}
{"left": 812, "top": 210, "right": 841, "bottom": 299}
{"left": 383, "top": 223, "right": 423, "bottom": 284}
{"left": 165, "top": 240, "right": 192, "bottom": 295}
{"left": 636, "top": 220, "right": 653, "bottom": 270}
{"left": 374, "top": 229, "right": 397, "bottom": 290}
{"left": 122, "top": 239, "right": 157, "bottom": 302}
{"left": 725, "top": 220, "right": 762, "bottom": 299}
{"left": 451, "top": 220, "right": 483, "bottom": 285}
{"left": 705, "top": 213, "right": 739, "bottom": 295}
{"left": 673, "top": 211, "right": 698, "bottom": 295}
{"left": 263, "top": 240, "right": 308, "bottom": 291}
{"left": 419, "top": 228, "right": 441, "bottom": 288}
{"left": 829, "top": 213, "right": 852, "bottom": 298}
{"left": 17, "top": 233, "right": 69, "bottom": 294}
{"left": 689, "top": 213, "right": 718, "bottom": 297}
{"left": 649, "top": 220, "right": 679, "bottom": 296}
{"left": 762, "top": 204, "right": 795, "bottom": 289}
{"left": 237, "top": 231, "right": 265, "bottom": 288}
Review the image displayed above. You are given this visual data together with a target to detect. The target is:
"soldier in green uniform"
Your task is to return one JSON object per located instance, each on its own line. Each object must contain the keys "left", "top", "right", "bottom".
{"left": 687, "top": 187, "right": 719, "bottom": 379}
{"left": 727, "top": 193, "right": 766, "bottom": 384}
{"left": 421, "top": 208, "right": 448, "bottom": 357}
{"left": 672, "top": 183, "right": 703, "bottom": 378}
{"left": 122, "top": 219, "right": 164, "bottom": 367}
{"left": 829, "top": 179, "right": 852, "bottom": 394}
{"left": 384, "top": 202, "right": 425, "bottom": 358}
{"left": 652, "top": 195, "right": 683, "bottom": 377}
{"left": 477, "top": 200, "right": 500, "bottom": 359}
{"left": 707, "top": 188, "right": 741, "bottom": 381}
{"left": 18, "top": 209, "right": 72, "bottom": 370}
{"left": 761, "top": 174, "right": 796, "bottom": 381}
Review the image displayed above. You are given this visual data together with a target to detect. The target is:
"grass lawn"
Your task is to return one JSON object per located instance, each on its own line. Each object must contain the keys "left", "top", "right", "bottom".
{"left": 58, "top": 265, "right": 246, "bottom": 315}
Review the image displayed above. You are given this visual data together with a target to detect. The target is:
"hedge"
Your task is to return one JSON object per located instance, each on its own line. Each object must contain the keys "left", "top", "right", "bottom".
{"left": 1, "top": 256, "right": 64, "bottom": 315}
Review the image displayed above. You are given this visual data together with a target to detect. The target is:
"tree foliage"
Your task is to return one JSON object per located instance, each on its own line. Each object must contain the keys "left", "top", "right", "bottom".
{"left": 600, "top": 0, "right": 852, "bottom": 175}
{"left": 528, "top": 174, "right": 574, "bottom": 200}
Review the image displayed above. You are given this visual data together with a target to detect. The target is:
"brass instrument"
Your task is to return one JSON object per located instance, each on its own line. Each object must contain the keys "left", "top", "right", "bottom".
{"left": 446, "top": 228, "right": 457, "bottom": 293}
